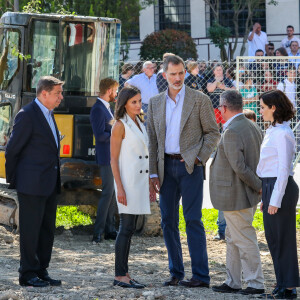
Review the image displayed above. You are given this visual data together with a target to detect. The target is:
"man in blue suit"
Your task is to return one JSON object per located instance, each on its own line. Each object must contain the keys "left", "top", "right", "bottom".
{"left": 5, "top": 76, "right": 63, "bottom": 287}
{"left": 91, "top": 78, "right": 118, "bottom": 243}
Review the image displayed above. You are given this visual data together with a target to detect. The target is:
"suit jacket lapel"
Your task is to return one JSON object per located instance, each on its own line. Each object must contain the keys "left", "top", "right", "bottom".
{"left": 180, "top": 87, "right": 195, "bottom": 135}
{"left": 32, "top": 101, "right": 59, "bottom": 150}
{"left": 51, "top": 113, "right": 61, "bottom": 153}
{"left": 158, "top": 91, "right": 167, "bottom": 149}
{"left": 125, "top": 114, "right": 148, "bottom": 147}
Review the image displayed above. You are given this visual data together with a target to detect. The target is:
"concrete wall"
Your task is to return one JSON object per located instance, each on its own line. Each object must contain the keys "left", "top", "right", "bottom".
{"left": 139, "top": 4, "right": 155, "bottom": 41}
{"left": 190, "top": 0, "right": 206, "bottom": 38}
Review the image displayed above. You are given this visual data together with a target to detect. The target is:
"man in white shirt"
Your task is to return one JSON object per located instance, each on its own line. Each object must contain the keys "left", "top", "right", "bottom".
{"left": 247, "top": 23, "right": 268, "bottom": 56}
{"left": 281, "top": 25, "right": 300, "bottom": 50}
{"left": 147, "top": 55, "right": 220, "bottom": 288}
{"left": 210, "top": 90, "right": 265, "bottom": 296}
{"left": 126, "top": 61, "right": 159, "bottom": 121}
{"left": 288, "top": 41, "right": 300, "bottom": 70}
{"left": 90, "top": 78, "right": 118, "bottom": 244}
{"left": 277, "top": 66, "right": 297, "bottom": 107}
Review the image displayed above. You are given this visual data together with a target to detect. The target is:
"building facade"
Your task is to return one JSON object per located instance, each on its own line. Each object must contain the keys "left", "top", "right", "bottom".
{"left": 125, "top": 0, "right": 300, "bottom": 61}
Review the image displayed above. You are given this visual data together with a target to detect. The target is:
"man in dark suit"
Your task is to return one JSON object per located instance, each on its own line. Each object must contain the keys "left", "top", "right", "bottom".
{"left": 5, "top": 76, "right": 63, "bottom": 287}
{"left": 91, "top": 78, "right": 118, "bottom": 244}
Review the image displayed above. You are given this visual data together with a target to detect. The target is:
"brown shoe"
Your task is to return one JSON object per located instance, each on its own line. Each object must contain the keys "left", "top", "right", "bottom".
{"left": 179, "top": 278, "right": 209, "bottom": 288}
{"left": 163, "top": 276, "right": 180, "bottom": 286}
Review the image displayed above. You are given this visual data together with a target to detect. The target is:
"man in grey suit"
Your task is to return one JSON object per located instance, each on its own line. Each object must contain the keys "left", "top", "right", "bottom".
{"left": 148, "top": 55, "right": 220, "bottom": 288}
{"left": 210, "top": 90, "right": 265, "bottom": 295}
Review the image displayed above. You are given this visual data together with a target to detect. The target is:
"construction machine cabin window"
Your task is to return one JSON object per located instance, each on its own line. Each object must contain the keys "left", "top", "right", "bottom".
{"left": 0, "top": 104, "right": 11, "bottom": 147}
{"left": 28, "top": 20, "right": 59, "bottom": 91}
{"left": 0, "top": 29, "right": 20, "bottom": 90}
{"left": 61, "top": 21, "right": 120, "bottom": 96}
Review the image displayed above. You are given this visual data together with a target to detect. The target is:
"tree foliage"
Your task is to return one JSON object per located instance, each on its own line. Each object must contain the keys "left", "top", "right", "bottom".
{"left": 140, "top": 29, "right": 198, "bottom": 60}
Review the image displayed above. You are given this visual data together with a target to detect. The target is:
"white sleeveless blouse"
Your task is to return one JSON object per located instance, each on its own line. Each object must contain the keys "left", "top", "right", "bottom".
{"left": 115, "top": 114, "right": 151, "bottom": 215}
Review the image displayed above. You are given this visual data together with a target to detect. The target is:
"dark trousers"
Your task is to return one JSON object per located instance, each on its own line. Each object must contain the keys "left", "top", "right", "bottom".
{"left": 217, "top": 210, "right": 226, "bottom": 236}
{"left": 18, "top": 190, "right": 58, "bottom": 280}
{"left": 159, "top": 157, "right": 210, "bottom": 283}
{"left": 262, "top": 176, "right": 300, "bottom": 288}
{"left": 93, "top": 165, "right": 117, "bottom": 238}
{"left": 115, "top": 214, "right": 138, "bottom": 276}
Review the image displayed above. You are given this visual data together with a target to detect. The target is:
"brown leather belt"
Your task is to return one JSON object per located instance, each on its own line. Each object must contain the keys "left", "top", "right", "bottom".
{"left": 165, "top": 153, "right": 183, "bottom": 160}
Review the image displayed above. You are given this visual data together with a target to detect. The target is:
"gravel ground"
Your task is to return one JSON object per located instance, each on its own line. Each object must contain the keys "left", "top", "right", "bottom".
{"left": 0, "top": 225, "right": 299, "bottom": 300}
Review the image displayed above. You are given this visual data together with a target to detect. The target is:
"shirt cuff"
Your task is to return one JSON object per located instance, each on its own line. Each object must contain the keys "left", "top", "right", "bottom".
{"left": 150, "top": 174, "right": 158, "bottom": 178}
{"left": 269, "top": 188, "right": 285, "bottom": 208}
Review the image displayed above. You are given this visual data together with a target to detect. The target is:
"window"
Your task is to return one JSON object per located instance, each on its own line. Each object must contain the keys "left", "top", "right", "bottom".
{"left": 61, "top": 21, "right": 120, "bottom": 96}
{"left": 28, "top": 20, "right": 59, "bottom": 90}
{"left": 0, "top": 103, "right": 11, "bottom": 147}
{"left": 206, "top": 1, "right": 266, "bottom": 36}
{"left": 0, "top": 29, "right": 20, "bottom": 90}
{"left": 154, "top": 0, "right": 191, "bottom": 35}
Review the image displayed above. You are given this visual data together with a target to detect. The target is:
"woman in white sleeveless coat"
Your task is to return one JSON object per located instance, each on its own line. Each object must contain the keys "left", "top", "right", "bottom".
{"left": 110, "top": 86, "right": 156, "bottom": 289}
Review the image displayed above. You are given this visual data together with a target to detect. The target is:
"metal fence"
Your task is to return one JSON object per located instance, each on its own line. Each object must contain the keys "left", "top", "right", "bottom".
{"left": 120, "top": 57, "right": 300, "bottom": 166}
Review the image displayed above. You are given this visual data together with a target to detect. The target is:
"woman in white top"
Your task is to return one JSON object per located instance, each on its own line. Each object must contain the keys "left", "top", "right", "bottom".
{"left": 257, "top": 90, "right": 299, "bottom": 299}
{"left": 110, "top": 85, "right": 156, "bottom": 289}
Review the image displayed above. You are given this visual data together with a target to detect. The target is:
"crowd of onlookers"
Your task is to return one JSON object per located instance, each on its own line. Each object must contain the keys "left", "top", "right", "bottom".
{"left": 118, "top": 23, "right": 300, "bottom": 128}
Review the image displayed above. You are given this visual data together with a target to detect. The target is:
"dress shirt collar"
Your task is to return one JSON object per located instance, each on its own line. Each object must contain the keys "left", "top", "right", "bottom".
{"left": 288, "top": 51, "right": 300, "bottom": 56}
{"left": 166, "top": 84, "right": 186, "bottom": 104}
{"left": 268, "top": 121, "right": 291, "bottom": 130}
{"left": 142, "top": 72, "right": 155, "bottom": 81}
{"left": 98, "top": 97, "right": 111, "bottom": 110}
{"left": 35, "top": 98, "right": 53, "bottom": 116}
{"left": 223, "top": 113, "right": 243, "bottom": 131}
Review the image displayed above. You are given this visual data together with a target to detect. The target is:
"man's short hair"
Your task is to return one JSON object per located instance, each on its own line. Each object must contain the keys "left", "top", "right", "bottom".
{"left": 288, "top": 65, "right": 296, "bottom": 72}
{"left": 36, "top": 76, "right": 64, "bottom": 96}
{"left": 143, "top": 61, "right": 153, "bottom": 69}
{"left": 163, "top": 52, "right": 175, "bottom": 60}
{"left": 99, "top": 78, "right": 118, "bottom": 95}
{"left": 287, "top": 25, "right": 294, "bottom": 30}
{"left": 243, "top": 109, "right": 257, "bottom": 122}
{"left": 163, "top": 55, "right": 185, "bottom": 72}
{"left": 290, "top": 41, "right": 299, "bottom": 47}
{"left": 220, "top": 90, "right": 243, "bottom": 112}
{"left": 255, "top": 49, "right": 264, "bottom": 55}
{"left": 121, "top": 63, "right": 134, "bottom": 74}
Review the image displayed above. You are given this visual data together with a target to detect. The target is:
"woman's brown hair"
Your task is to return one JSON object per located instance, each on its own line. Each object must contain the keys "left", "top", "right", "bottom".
{"left": 259, "top": 90, "right": 295, "bottom": 126}
{"left": 114, "top": 85, "right": 143, "bottom": 122}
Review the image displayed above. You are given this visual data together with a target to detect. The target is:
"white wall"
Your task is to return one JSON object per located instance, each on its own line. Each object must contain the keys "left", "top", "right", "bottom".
{"left": 191, "top": 0, "right": 206, "bottom": 38}
{"left": 266, "top": 0, "right": 299, "bottom": 35}
{"left": 139, "top": 4, "right": 155, "bottom": 41}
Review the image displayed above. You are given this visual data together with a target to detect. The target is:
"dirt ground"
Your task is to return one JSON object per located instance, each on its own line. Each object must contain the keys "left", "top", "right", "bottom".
{"left": 0, "top": 225, "right": 299, "bottom": 300}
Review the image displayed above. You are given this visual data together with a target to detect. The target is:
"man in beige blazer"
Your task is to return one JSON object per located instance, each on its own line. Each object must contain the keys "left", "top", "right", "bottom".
{"left": 148, "top": 55, "right": 220, "bottom": 288}
{"left": 210, "top": 90, "right": 264, "bottom": 295}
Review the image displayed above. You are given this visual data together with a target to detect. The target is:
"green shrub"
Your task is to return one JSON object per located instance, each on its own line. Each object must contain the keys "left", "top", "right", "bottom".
{"left": 139, "top": 29, "right": 198, "bottom": 60}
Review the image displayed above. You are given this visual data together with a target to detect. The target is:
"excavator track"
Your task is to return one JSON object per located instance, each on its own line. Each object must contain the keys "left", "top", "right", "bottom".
{"left": 0, "top": 183, "right": 19, "bottom": 232}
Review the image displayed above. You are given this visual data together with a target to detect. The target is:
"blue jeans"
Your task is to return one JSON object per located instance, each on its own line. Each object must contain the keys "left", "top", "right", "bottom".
{"left": 217, "top": 210, "right": 226, "bottom": 236}
{"left": 159, "top": 157, "right": 210, "bottom": 283}
{"left": 93, "top": 165, "right": 116, "bottom": 238}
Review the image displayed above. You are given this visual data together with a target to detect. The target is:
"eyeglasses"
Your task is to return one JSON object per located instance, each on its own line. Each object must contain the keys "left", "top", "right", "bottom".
{"left": 268, "top": 47, "right": 274, "bottom": 50}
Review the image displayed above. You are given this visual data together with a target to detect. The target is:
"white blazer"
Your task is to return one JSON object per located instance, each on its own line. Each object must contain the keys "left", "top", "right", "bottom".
{"left": 115, "top": 114, "right": 151, "bottom": 215}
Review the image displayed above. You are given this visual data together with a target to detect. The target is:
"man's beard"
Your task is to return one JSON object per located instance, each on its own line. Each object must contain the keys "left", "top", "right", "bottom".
{"left": 168, "top": 82, "right": 184, "bottom": 90}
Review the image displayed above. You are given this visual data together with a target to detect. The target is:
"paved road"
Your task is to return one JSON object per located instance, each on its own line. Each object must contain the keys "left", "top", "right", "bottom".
{"left": 203, "top": 158, "right": 300, "bottom": 209}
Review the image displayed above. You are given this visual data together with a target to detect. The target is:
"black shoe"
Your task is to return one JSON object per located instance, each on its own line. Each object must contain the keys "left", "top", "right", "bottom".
{"left": 39, "top": 275, "right": 62, "bottom": 286}
{"left": 213, "top": 233, "right": 225, "bottom": 240}
{"left": 265, "top": 288, "right": 297, "bottom": 299}
{"left": 92, "top": 236, "right": 103, "bottom": 244}
{"left": 212, "top": 283, "right": 240, "bottom": 293}
{"left": 113, "top": 279, "right": 144, "bottom": 289}
{"left": 104, "top": 231, "right": 117, "bottom": 240}
{"left": 179, "top": 278, "right": 209, "bottom": 288}
{"left": 131, "top": 279, "right": 147, "bottom": 287}
{"left": 238, "top": 287, "right": 265, "bottom": 295}
{"left": 19, "top": 277, "right": 50, "bottom": 287}
{"left": 163, "top": 276, "right": 180, "bottom": 286}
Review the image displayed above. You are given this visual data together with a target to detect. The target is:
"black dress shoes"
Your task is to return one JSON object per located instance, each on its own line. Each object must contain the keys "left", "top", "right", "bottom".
{"left": 238, "top": 287, "right": 265, "bottom": 295}
{"left": 19, "top": 277, "right": 50, "bottom": 287}
{"left": 104, "top": 231, "right": 118, "bottom": 240}
{"left": 39, "top": 275, "right": 62, "bottom": 286}
{"left": 212, "top": 283, "right": 240, "bottom": 293}
{"left": 163, "top": 276, "right": 180, "bottom": 286}
{"left": 213, "top": 233, "right": 225, "bottom": 240}
{"left": 261, "top": 288, "right": 297, "bottom": 299}
{"left": 92, "top": 236, "right": 103, "bottom": 244}
{"left": 179, "top": 278, "right": 209, "bottom": 288}
{"left": 113, "top": 279, "right": 144, "bottom": 289}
